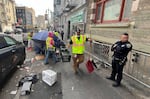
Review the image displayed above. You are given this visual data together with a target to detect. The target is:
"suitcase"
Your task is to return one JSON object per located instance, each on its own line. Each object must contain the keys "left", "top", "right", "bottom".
{"left": 61, "top": 50, "right": 71, "bottom": 62}
{"left": 86, "top": 60, "right": 94, "bottom": 73}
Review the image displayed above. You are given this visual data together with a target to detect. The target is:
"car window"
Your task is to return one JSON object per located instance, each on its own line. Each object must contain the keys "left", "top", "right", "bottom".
{"left": 0, "top": 37, "right": 8, "bottom": 49}
{"left": 4, "top": 36, "right": 16, "bottom": 46}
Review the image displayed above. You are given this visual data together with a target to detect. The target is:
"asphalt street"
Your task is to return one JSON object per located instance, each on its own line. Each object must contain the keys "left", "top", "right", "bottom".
{"left": 0, "top": 51, "right": 137, "bottom": 99}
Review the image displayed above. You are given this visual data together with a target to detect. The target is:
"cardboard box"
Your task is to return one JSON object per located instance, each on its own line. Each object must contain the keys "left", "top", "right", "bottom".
{"left": 35, "top": 55, "right": 45, "bottom": 60}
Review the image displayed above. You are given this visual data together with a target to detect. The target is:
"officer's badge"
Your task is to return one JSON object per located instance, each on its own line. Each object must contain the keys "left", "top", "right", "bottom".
{"left": 126, "top": 44, "right": 131, "bottom": 48}
{"left": 121, "top": 45, "right": 125, "bottom": 47}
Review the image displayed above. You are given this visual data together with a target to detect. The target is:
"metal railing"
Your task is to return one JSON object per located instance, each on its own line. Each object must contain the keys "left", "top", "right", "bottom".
{"left": 85, "top": 41, "right": 150, "bottom": 89}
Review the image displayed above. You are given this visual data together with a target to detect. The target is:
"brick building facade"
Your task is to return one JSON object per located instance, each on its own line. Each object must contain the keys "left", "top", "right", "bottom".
{"left": 85, "top": 0, "right": 150, "bottom": 89}
{"left": 86, "top": 0, "right": 150, "bottom": 53}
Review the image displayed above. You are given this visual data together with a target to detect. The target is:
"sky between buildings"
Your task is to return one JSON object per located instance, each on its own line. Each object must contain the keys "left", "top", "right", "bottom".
{"left": 15, "top": 0, "right": 54, "bottom": 16}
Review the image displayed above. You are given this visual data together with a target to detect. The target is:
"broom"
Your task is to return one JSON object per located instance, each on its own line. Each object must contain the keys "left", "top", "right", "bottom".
{"left": 86, "top": 31, "right": 94, "bottom": 73}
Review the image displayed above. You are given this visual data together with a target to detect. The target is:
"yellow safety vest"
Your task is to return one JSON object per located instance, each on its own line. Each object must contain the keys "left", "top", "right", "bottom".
{"left": 71, "top": 35, "right": 86, "bottom": 54}
{"left": 27, "top": 33, "right": 32, "bottom": 40}
{"left": 46, "top": 37, "right": 55, "bottom": 50}
{"left": 54, "top": 32, "right": 59, "bottom": 37}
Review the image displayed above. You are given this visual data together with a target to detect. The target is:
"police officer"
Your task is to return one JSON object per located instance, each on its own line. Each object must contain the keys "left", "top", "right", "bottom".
{"left": 107, "top": 33, "right": 132, "bottom": 87}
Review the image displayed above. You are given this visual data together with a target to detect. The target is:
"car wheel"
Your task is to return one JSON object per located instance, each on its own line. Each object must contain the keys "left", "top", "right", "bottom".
{"left": 18, "top": 59, "right": 24, "bottom": 65}
{"left": 18, "top": 56, "right": 25, "bottom": 65}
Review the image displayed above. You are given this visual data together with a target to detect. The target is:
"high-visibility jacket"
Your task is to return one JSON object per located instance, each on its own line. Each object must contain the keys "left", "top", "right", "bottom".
{"left": 71, "top": 35, "right": 86, "bottom": 54}
{"left": 54, "top": 32, "right": 59, "bottom": 37}
{"left": 27, "top": 33, "right": 32, "bottom": 40}
{"left": 46, "top": 37, "right": 55, "bottom": 50}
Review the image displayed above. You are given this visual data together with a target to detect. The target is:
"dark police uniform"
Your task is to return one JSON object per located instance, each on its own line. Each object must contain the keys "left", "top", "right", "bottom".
{"left": 110, "top": 41, "right": 132, "bottom": 85}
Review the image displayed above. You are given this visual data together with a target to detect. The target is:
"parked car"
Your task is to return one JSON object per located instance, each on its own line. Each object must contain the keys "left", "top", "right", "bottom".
{"left": 0, "top": 34, "right": 26, "bottom": 85}
{"left": 4, "top": 29, "right": 24, "bottom": 43}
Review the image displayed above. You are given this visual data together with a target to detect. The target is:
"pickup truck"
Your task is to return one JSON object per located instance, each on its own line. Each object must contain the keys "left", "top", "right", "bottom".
{"left": 0, "top": 34, "right": 26, "bottom": 85}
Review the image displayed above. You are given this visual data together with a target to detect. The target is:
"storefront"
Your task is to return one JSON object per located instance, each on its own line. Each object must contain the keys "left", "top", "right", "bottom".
{"left": 70, "top": 9, "right": 87, "bottom": 35}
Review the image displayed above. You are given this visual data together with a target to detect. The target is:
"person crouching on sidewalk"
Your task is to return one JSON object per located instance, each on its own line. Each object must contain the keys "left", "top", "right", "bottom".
{"left": 44, "top": 32, "right": 57, "bottom": 65}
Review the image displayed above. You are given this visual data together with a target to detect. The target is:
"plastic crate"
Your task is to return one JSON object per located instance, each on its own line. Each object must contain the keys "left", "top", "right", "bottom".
{"left": 42, "top": 70, "right": 57, "bottom": 86}
{"left": 61, "top": 51, "right": 71, "bottom": 62}
{"left": 60, "top": 46, "right": 67, "bottom": 52}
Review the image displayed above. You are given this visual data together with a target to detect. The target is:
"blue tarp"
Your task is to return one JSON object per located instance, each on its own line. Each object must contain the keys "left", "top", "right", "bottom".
{"left": 32, "top": 31, "right": 49, "bottom": 41}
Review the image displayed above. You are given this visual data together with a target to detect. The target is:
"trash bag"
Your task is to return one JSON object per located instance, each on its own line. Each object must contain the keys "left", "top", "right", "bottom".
{"left": 86, "top": 60, "right": 94, "bottom": 73}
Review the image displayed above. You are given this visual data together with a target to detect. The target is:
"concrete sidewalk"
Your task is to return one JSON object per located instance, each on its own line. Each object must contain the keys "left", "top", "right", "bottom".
{"left": 0, "top": 51, "right": 140, "bottom": 99}
{"left": 50, "top": 59, "right": 136, "bottom": 99}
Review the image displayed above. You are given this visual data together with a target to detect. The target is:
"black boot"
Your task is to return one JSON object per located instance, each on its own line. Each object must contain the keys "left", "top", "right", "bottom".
{"left": 106, "top": 77, "right": 115, "bottom": 81}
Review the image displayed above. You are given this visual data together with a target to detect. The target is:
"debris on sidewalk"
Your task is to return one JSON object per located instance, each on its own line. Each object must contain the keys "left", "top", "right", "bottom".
{"left": 6, "top": 90, "right": 9, "bottom": 93}
{"left": 31, "top": 58, "right": 36, "bottom": 63}
{"left": 18, "top": 73, "right": 39, "bottom": 87}
{"left": 18, "top": 58, "right": 32, "bottom": 68}
{"left": 16, "top": 74, "right": 39, "bottom": 96}
{"left": 20, "top": 81, "right": 32, "bottom": 95}
{"left": 24, "top": 59, "right": 32, "bottom": 65}
{"left": 24, "top": 66, "right": 30, "bottom": 70}
{"left": 42, "top": 70, "right": 57, "bottom": 86}
{"left": 18, "top": 66, "right": 31, "bottom": 72}
{"left": 10, "top": 90, "right": 17, "bottom": 95}
{"left": 35, "top": 55, "right": 45, "bottom": 60}
{"left": 15, "top": 76, "right": 18, "bottom": 79}
{"left": 19, "top": 68, "right": 24, "bottom": 71}
{"left": 72, "top": 86, "right": 74, "bottom": 91}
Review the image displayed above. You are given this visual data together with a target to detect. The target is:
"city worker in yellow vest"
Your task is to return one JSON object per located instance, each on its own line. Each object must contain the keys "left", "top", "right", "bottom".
{"left": 27, "top": 32, "right": 33, "bottom": 50}
{"left": 54, "top": 31, "right": 59, "bottom": 37}
{"left": 68, "top": 29, "right": 92, "bottom": 74}
{"left": 44, "top": 32, "right": 57, "bottom": 64}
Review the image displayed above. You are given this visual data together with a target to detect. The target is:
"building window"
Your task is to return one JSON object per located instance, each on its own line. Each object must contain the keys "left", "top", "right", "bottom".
{"left": 95, "top": 4, "right": 102, "bottom": 23}
{"left": 123, "top": 0, "right": 132, "bottom": 19}
{"left": 95, "top": 0, "right": 131, "bottom": 23}
{"left": 103, "top": 0, "right": 122, "bottom": 21}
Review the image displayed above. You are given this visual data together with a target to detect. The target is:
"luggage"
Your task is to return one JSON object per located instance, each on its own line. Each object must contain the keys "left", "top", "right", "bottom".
{"left": 42, "top": 70, "right": 57, "bottom": 86}
{"left": 86, "top": 60, "right": 94, "bottom": 73}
